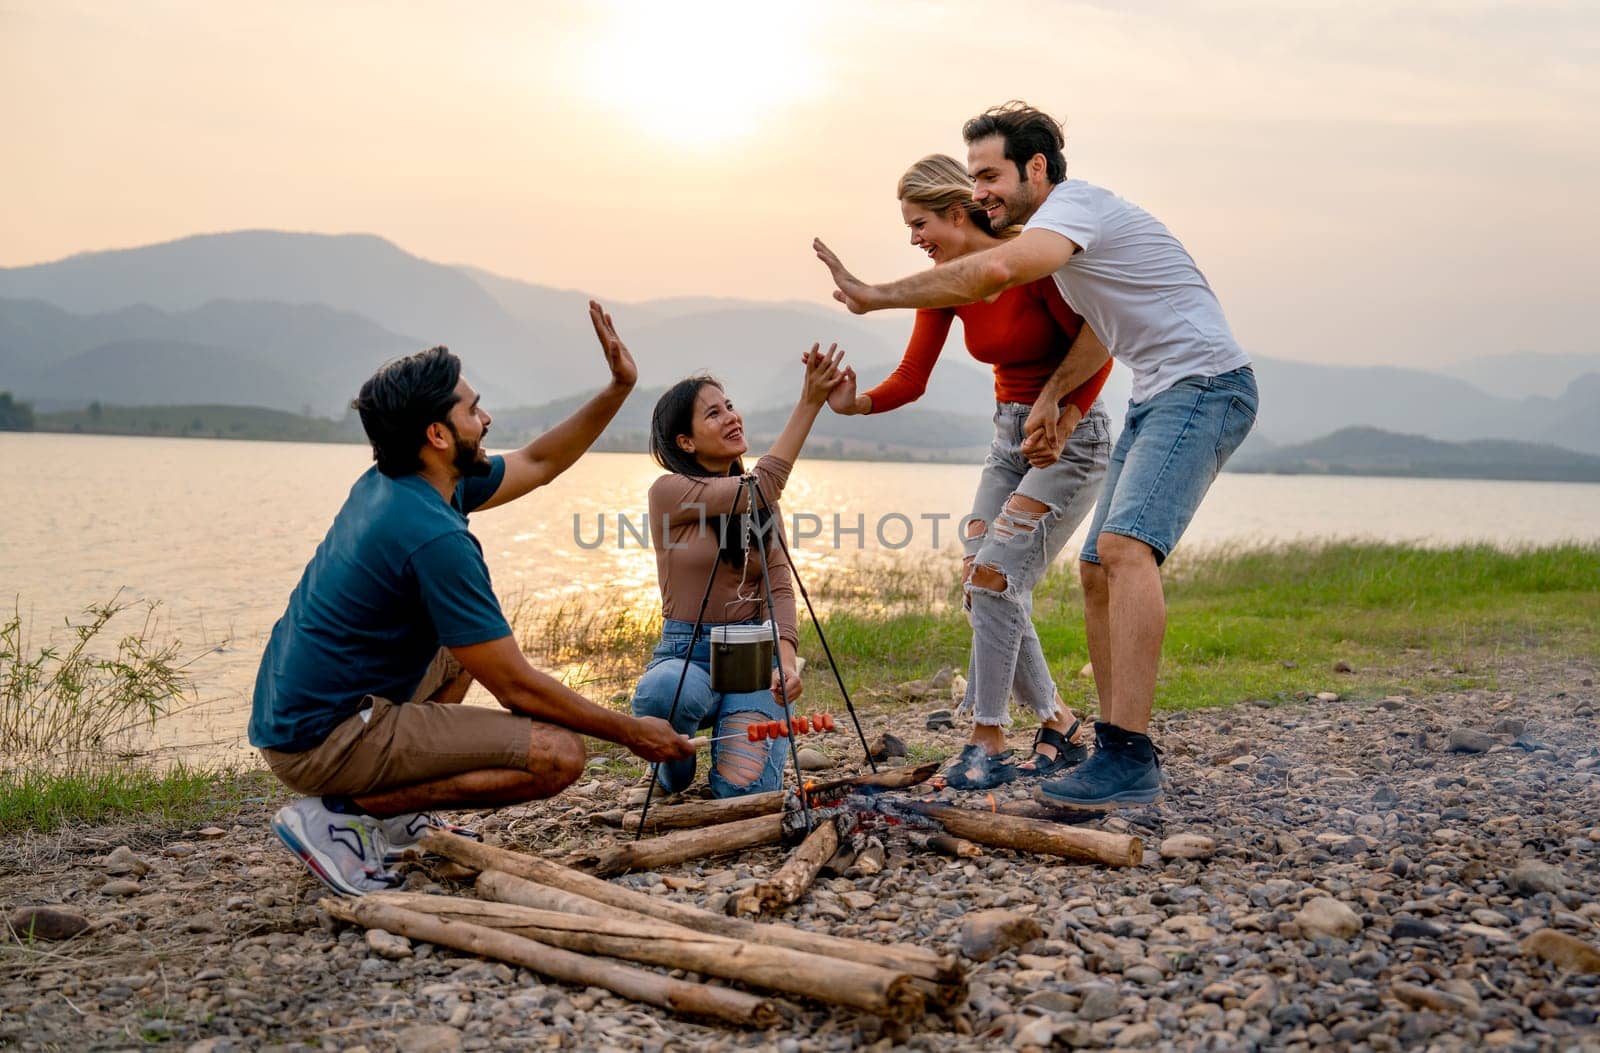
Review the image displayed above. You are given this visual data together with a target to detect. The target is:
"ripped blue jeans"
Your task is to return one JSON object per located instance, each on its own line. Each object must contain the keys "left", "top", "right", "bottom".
{"left": 959, "top": 401, "right": 1111, "bottom": 728}
{"left": 630, "top": 619, "right": 787, "bottom": 798}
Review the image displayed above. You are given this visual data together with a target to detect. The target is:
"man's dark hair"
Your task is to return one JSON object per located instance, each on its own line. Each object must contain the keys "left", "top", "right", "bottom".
{"left": 962, "top": 101, "right": 1067, "bottom": 184}
{"left": 351, "top": 346, "right": 463, "bottom": 477}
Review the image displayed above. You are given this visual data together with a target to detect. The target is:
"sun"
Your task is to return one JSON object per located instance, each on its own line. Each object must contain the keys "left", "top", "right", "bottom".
{"left": 579, "top": 1, "right": 824, "bottom": 144}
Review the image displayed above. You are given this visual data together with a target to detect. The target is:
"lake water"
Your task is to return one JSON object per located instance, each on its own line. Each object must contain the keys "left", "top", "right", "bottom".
{"left": 4, "top": 432, "right": 1599, "bottom": 762}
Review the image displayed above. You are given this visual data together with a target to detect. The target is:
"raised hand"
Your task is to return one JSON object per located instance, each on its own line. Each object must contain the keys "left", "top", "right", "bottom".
{"left": 799, "top": 342, "right": 845, "bottom": 406}
{"left": 588, "top": 300, "right": 637, "bottom": 388}
{"left": 813, "top": 239, "right": 877, "bottom": 315}
{"left": 826, "top": 365, "right": 861, "bottom": 415}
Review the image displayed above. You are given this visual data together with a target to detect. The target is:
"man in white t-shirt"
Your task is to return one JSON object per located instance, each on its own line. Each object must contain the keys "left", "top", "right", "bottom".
{"left": 815, "top": 101, "right": 1258, "bottom": 811}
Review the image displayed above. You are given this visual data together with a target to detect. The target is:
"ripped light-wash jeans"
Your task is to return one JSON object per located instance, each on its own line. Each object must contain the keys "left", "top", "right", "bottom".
{"left": 958, "top": 401, "right": 1111, "bottom": 728}
{"left": 630, "top": 619, "right": 787, "bottom": 798}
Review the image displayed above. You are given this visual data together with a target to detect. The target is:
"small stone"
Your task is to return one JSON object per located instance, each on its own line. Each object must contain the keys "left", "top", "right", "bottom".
{"left": 103, "top": 845, "right": 151, "bottom": 876}
{"left": 958, "top": 908, "right": 1043, "bottom": 962}
{"left": 950, "top": 674, "right": 967, "bottom": 702}
{"left": 925, "top": 709, "right": 955, "bottom": 731}
{"left": 184, "top": 912, "right": 221, "bottom": 933}
{"left": 1021, "top": 990, "right": 1076, "bottom": 1014}
{"left": 367, "top": 928, "right": 415, "bottom": 960}
{"left": 1447, "top": 728, "right": 1495, "bottom": 753}
{"left": 839, "top": 891, "right": 876, "bottom": 910}
{"left": 1162, "top": 914, "right": 1216, "bottom": 940}
{"left": 794, "top": 747, "right": 833, "bottom": 771}
{"left": 394, "top": 1025, "right": 462, "bottom": 1053}
{"left": 1333, "top": 660, "right": 1353, "bottom": 673}
{"left": 1392, "top": 917, "right": 1445, "bottom": 940}
{"left": 1294, "top": 897, "right": 1363, "bottom": 939}
{"left": 101, "top": 879, "right": 142, "bottom": 897}
{"left": 1159, "top": 834, "right": 1215, "bottom": 861}
{"left": 1315, "top": 691, "right": 1340, "bottom": 702}
{"left": 1520, "top": 929, "right": 1600, "bottom": 973}
{"left": 1390, "top": 982, "right": 1477, "bottom": 1017}
{"left": 1078, "top": 662, "right": 1094, "bottom": 679}
{"left": 1490, "top": 717, "right": 1526, "bottom": 737}
{"left": 1508, "top": 860, "right": 1567, "bottom": 895}
{"left": 1113, "top": 1022, "right": 1161, "bottom": 1047}
{"left": 866, "top": 733, "right": 907, "bottom": 762}
{"left": 1124, "top": 964, "right": 1163, "bottom": 985}
{"left": 5, "top": 906, "right": 90, "bottom": 941}
{"left": 1013, "top": 1017, "right": 1062, "bottom": 1048}
{"left": 1077, "top": 984, "right": 1119, "bottom": 1022}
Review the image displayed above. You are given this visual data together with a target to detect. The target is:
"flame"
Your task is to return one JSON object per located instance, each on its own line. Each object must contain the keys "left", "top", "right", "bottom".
{"left": 985, "top": 793, "right": 997, "bottom": 813}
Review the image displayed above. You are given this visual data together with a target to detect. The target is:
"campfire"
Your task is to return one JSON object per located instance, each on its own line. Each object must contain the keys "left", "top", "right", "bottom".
{"left": 319, "top": 760, "right": 1143, "bottom": 1030}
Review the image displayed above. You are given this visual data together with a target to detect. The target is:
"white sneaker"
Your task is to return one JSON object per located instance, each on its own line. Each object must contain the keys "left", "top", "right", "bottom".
{"left": 271, "top": 798, "right": 403, "bottom": 897}
{"left": 376, "top": 812, "right": 481, "bottom": 863}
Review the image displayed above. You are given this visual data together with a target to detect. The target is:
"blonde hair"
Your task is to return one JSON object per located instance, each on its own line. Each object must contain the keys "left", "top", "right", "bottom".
{"left": 896, "top": 154, "right": 1020, "bottom": 239}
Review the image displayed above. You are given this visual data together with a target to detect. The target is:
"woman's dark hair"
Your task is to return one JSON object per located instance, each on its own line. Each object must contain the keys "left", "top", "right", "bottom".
{"left": 649, "top": 374, "right": 772, "bottom": 570}
{"left": 351, "top": 346, "right": 462, "bottom": 477}
{"left": 962, "top": 101, "right": 1067, "bottom": 185}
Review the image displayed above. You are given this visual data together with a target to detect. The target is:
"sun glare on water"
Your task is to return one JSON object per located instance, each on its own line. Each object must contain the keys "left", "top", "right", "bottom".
{"left": 580, "top": 1, "right": 823, "bottom": 144}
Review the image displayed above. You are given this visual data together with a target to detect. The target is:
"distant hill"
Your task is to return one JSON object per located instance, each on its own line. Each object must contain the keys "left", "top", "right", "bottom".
{"left": 491, "top": 385, "right": 996, "bottom": 461}
{"left": 0, "top": 232, "right": 972, "bottom": 414}
{"left": 1228, "top": 426, "right": 1600, "bottom": 483}
{"left": 0, "top": 297, "right": 418, "bottom": 414}
{"left": 34, "top": 403, "right": 362, "bottom": 444}
{"left": 1441, "top": 350, "right": 1600, "bottom": 400}
{"left": 0, "top": 231, "right": 576, "bottom": 401}
{"left": 3, "top": 229, "right": 1597, "bottom": 458}
{"left": 1246, "top": 358, "right": 1600, "bottom": 456}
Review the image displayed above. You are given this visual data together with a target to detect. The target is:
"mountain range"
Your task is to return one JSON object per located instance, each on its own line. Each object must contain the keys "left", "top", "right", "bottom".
{"left": 2, "top": 231, "right": 1596, "bottom": 459}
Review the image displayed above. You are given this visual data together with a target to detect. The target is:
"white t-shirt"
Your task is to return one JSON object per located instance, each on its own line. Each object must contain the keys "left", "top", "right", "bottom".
{"left": 1023, "top": 179, "right": 1250, "bottom": 403}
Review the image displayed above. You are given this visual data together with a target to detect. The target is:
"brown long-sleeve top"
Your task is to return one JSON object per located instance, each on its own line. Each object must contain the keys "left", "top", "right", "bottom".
{"left": 647, "top": 454, "right": 798, "bottom": 646}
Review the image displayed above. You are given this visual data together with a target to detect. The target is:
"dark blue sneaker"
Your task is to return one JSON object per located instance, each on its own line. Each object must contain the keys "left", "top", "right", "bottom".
{"left": 1035, "top": 722, "right": 1163, "bottom": 810}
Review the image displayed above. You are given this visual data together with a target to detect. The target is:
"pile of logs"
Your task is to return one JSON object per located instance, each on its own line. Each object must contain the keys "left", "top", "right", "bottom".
{"left": 322, "top": 762, "right": 1144, "bottom": 1029}
{"left": 326, "top": 832, "right": 959, "bottom": 1025}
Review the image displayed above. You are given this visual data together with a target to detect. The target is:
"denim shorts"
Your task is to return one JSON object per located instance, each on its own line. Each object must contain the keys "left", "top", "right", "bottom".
{"left": 1081, "top": 366, "right": 1257, "bottom": 566}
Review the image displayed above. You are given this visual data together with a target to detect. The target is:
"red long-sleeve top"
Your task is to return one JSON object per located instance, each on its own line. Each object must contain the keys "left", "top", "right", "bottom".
{"left": 864, "top": 276, "right": 1113, "bottom": 414}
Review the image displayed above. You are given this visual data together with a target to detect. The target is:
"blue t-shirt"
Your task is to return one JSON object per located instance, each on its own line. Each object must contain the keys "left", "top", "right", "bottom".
{"left": 248, "top": 457, "right": 512, "bottom": 751}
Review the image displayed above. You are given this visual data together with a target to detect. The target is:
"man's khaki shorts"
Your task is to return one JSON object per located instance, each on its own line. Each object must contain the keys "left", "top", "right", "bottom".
{"left": 260, "top": 650, "right": 534, "bottom": 797}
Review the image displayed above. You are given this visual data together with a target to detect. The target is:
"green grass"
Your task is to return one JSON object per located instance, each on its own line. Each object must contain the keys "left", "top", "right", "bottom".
{"left": 6, "top": 542, "right": 1594, "bottom": 831}
{"left": 0, "top": 764, "right": 280, "bottom": 835}
{"left": 795, "top": 541, "right": 1600, "bottom": 716}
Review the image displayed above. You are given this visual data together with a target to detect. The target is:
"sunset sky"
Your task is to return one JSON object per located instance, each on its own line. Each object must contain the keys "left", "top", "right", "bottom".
{"left": 3, "top": 0, "right": 1595, "bottom": 367}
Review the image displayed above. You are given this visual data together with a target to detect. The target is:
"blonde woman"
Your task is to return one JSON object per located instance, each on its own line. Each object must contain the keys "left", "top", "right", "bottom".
{"left": 827, "top": 155, "right": 1113, "bottom": 789}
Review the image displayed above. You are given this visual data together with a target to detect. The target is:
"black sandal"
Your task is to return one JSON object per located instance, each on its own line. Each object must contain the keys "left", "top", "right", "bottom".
{"left": 942, "top": 743, "right": 1018, "bottom": 790}
{"left": 1014, "top": 720, "right": 1088, "bottom": 777}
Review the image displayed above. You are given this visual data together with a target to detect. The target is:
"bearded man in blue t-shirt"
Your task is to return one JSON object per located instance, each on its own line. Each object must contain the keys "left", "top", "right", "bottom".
{"left": 251, "top": 302, "right": 694, "bottom": 895}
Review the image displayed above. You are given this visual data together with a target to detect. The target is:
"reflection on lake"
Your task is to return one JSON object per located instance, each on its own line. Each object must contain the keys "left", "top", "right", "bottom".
{"left": 5, "top": 432, "right": 1599, "bottom": 761}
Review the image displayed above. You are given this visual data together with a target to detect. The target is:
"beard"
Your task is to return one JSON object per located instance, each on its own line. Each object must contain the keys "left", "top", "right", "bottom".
{"left": 990, "top": 180, "right": 1041, "bottom": 229}
{"left": 446, "top": 421, "right": 493, "bottom": 478}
